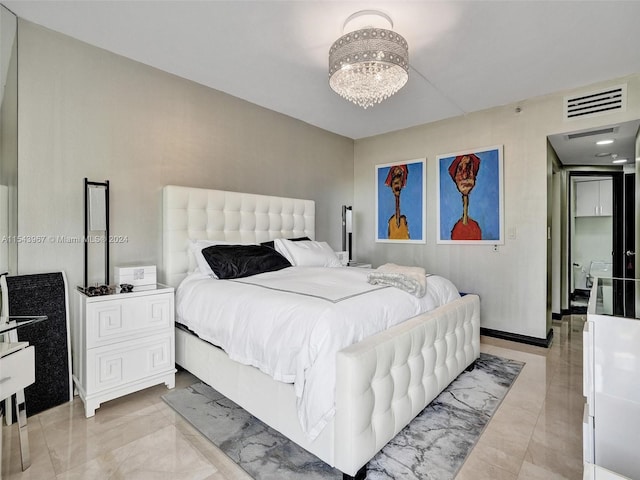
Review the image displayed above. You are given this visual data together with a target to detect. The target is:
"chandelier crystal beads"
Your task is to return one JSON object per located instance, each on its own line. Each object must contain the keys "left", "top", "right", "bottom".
{"left": 329, "top": 12, "right": 408, "bottom": 109}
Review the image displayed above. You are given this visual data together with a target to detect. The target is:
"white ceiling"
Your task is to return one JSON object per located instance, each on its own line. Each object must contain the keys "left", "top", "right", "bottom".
{"left": 548, "top": 119, "right": 640, "bottom": 167}
{"left": 3, "top": 0, "right": 640, "bottom": 162}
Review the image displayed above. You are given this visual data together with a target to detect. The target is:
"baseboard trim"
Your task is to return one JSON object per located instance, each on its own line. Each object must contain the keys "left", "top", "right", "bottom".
{"left": 561, "top": 308, "right": 571, "bottom": 316}
{"left": 552, "top": 312, "right": 563, "bottom": 320}
{"left": 481, "top": 327, "right": 553, "bottom": 348}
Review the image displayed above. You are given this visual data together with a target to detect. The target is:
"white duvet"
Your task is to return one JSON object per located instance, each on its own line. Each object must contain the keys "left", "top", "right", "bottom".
{"left": 175, "top": 266, "right": 460, "bottom": 440}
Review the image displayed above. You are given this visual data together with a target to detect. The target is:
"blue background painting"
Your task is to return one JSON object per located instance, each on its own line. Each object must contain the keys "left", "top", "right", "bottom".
{"left": 377, "top": 161, "right": 424, "bottom": 241}
{"left": 439, "top": 148, "right": 501, "bottom": 241}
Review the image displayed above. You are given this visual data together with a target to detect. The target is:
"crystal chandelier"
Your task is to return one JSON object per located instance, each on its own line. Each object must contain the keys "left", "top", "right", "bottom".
{"left": 329, "top": 10, "right": 409, "bottom": 109}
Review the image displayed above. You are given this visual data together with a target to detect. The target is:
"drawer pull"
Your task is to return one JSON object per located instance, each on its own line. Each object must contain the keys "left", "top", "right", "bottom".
{"left": 0, "top": 376, "right": 12, "bottom": 384}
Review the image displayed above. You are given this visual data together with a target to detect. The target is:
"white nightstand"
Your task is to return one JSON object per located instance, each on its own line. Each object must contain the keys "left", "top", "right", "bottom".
{"left": 72, "top": 284, "right": 176, "bottom": 417}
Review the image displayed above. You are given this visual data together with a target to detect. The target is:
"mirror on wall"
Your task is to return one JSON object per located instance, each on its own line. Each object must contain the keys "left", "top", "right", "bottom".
{"left": 548, "top": 119, "right": 639, "bottom": 318}
{"left": 0, "top": 4, "right": 18, "bottom": 274}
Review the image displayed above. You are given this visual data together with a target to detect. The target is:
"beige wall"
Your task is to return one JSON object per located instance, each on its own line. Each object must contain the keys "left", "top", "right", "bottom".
{"left": 354, "top": 74, "right": 640, "bottom": 340}
{"left": 16, "top": 21, "right": 354, "bottom": 291}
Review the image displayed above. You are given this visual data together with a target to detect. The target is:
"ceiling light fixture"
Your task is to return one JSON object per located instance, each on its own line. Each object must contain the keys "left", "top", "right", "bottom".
{"left": 329, "top": 10, "right": 409, "bottom": 109}
{"left": 596, "top": 139, "right": 614, "bottom": 145}
{"left": 611, "top": 153, "right": 627, "bottom": 164}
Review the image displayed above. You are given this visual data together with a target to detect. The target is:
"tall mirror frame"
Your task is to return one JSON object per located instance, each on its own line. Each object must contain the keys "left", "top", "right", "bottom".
{"left": 0, "top": 4, "right": 18, "bottom": 275}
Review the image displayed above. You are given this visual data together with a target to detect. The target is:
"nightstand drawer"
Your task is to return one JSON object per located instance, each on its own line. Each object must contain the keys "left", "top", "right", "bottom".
{"left": 0, "top": 346, "right": 35, "bottom": 401}
{"left": 86, "top": 293, "right": 173, "bottom": 348}
{"left": 86, "top": 334, "right": 173, "bottom": 392}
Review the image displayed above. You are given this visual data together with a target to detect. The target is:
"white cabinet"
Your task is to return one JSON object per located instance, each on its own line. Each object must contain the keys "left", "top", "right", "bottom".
{"left": 583, "top": 310, "right": 640, "bottom": 478}
{"left": 575, "top": 179, "right": 612, "bottom": 217}
{"left": 72, "top": 284, "right": 176, "bottom": 417}
{"left": 0, "top": 344, "right": 34, "bottom": 401}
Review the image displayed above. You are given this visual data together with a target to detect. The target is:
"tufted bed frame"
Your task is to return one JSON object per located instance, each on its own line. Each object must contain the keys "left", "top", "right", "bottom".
{"left": 162, "top": 185, "right": 480, "bottom": 479}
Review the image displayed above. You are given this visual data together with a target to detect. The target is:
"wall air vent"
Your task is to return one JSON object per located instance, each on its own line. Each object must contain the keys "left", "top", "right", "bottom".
{"left": 565, "top": 126, "right": 618, "bottom": 140}
{"left": 563, "top": 84, "right": 626, "bottom": 121}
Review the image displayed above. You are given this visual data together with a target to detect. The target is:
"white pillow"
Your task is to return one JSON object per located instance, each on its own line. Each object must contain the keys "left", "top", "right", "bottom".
{"left": 273, "top": 238, "right": 295, "bottom": 264}
{"left": 274, "top": 239, "right": 342, "bottom": 267}
{"left": 188, "top": 239, "right": 235, "bottom": 277}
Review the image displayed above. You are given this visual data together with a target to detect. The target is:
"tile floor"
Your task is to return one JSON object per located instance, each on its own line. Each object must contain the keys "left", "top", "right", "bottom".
{"left": 2, "top": 316, "right": 586, "bottom": 480}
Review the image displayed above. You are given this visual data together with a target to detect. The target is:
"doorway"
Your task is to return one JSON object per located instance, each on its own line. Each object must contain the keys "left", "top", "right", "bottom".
{"left": 548, "top": 119, "right": 639, "bottom": 318}
{"left": 568, "top": 172, "right": 622, "bottom": 313}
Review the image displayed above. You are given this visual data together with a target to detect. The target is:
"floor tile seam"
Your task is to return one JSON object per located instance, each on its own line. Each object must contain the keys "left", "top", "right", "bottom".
{"left": 531, "top": 414, "right": 582, "bottom": 448}
{"left": 46, "top": 431, "right": 129, "bottom": 478}
{"left": 495, "top": 399, "right": 545, "bottom": 426}
{"left": 481, "top": 345, "right": 547, "bottom": 365}
{"left": 463, "top": 452, "right": 518, "bottom": 480}
{"left": 167, "top": 422, "right": 224, "bottom": 474}
{"left": 522, "top": 383, "right": 584, "bottom": 475}
{"left": 35, "top": 415, "right": 77, "bottom": 477}
{"left": 86, "top": 408, "right": 171, "bottom": 429}
{"left": 35, "top": 415, "right": 59, "bottom": 475}
{"left": 184, "top": 431, "right": 253, "bottom": 480}
{"left": 94, "top": 401, "right": 166, "bottom": 419}
{"left": 47, "top": 412, "right": 172, "bottom": 476}
{"left": 518, "top": 378, "right": 548, "bottom": 478}
{"left": 541, "top": 355, "right": 564, "bottom": 389}
{"left": 475, "top": 441, "right": 530, "bottom": 477}
{"left": 521, "top": 437, "right": 583, "bottom": 479}
{"left": 516, "top": 460, "right": 574, "bottom": 480}
{"left": 106, "top": 423, "right": 180, "bottom": 479}
{"left": 538, "top": 369, "right": 578, "bottom": 420}
{"left": 479, "top": 340, "right": 547, "bottom": 358}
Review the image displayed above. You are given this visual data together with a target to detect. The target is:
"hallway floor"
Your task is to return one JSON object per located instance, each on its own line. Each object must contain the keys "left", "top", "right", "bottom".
{"left": 2, "top": 315, "right": 586, "bottom": 479}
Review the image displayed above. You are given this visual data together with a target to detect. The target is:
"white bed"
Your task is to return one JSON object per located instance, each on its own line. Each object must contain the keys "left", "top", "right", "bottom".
{"left": 162, "top": 185, "right": 480, "bottom": 479}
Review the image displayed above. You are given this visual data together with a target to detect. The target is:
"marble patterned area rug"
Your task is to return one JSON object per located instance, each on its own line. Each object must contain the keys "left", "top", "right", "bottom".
{"left": 162, "top": 353, "right": 524, "bottom": 480}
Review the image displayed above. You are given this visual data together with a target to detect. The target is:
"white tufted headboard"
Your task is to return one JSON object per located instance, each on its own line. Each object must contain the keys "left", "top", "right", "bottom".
{"left": 162, "top": 185, "right": 315, "bottom": 288}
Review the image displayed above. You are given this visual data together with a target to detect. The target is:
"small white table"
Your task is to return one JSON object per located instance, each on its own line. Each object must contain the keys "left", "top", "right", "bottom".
{"left": 73, "top": 284, "right": 175, "bottom": 417}
{"left": 0, "top": 316, "right": 47, "bottom": 475}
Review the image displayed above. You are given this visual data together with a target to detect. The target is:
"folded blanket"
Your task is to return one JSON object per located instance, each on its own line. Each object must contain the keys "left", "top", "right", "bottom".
{"left": 367, "top": 263, "right": 427, "bottom": 297}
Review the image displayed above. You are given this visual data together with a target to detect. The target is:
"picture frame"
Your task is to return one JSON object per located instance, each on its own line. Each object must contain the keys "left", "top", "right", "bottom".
{"left": 375, "top": 159, "right": 426, "bottom": 243}
{"left": 436, "top": 145, "right": 504, "bottom": 245}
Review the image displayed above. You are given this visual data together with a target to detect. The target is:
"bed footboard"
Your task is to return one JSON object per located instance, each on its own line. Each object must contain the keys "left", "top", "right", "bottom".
{"left": 334, "top": 293, "right": 480, "bottom": 476}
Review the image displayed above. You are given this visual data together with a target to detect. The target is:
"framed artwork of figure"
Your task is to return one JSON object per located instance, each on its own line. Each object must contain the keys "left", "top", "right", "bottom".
{"left": 436, "top": 145, "right": 504, "bottom": 244}
{"left": 375, "top": 159, "right": 426, "bottom": 243}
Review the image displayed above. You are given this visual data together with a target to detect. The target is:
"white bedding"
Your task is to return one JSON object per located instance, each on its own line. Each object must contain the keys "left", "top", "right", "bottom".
{"left": 175, "top": 266, "right": 460, "bottom": 440}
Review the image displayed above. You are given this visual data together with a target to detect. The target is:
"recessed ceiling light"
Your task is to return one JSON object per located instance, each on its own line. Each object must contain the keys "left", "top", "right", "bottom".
{"left": 596, "top": 139, "right": 614, "bottom": 145}
{"left": 595, "top": 152, "right": 611, "bottom": 157}
{"left": 612, "top": 158, "right": 628, "bottom": 164}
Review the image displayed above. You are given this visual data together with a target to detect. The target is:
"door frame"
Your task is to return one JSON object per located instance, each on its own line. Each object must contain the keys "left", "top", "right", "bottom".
{"left": 567, "top": 170, "right": 624, "bottom": 313}
{"left": 624, "top": 172, "right": 636, "bottom": 316}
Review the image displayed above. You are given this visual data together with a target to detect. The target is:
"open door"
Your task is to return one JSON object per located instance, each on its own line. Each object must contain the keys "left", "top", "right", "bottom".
{"left": 634, "top": 130, "right": 640, "bottom": 317}
{"left": 619, "top": 128, "right": 640, "bottom": 317}
{"left": 624, "top": 172, "right": 635, "bottom": 316}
